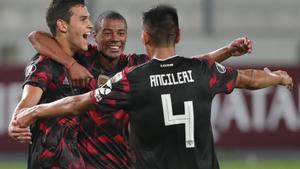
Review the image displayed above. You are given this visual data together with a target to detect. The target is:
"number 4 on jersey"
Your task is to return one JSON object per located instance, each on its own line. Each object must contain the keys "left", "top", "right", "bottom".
{"left": 161, "top": 94, "right": 195, "bottom": 148}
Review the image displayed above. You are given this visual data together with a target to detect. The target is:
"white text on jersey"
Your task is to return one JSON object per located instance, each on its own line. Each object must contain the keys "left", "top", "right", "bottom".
{"left": 150, "top": 70, "right": 194, "bottom": 87}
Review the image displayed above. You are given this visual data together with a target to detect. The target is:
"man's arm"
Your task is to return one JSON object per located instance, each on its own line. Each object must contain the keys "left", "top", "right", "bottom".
{"left": 28, "top": 31, "right": 93, "bottom": 87}
{"left": 195, "top": 37, "right": 252, "bottom": 63}
{"left": 15, "top": 92, "right": 96, "bottom": 128}
{"left": 8, "top": 85, "right": 43, "bottom": 143}
{"left": 236, "top": 68, "right": 293, "bottom": 90}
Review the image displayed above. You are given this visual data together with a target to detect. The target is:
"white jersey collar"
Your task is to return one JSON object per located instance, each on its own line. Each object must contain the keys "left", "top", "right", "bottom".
{"left": 152, "top": 55, "right": 179, "bottom": 61}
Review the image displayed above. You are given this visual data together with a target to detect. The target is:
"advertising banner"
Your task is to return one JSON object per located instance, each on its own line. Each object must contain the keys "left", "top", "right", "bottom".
{"left": 0, "top": 65, "right": 299, "bottom": 152}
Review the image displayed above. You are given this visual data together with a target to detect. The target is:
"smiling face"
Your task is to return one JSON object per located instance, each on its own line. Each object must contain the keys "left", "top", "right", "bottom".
{"left": 94, "top": 18, "right": 127, "bottom": 60}
{"left": 66, "top": 5, "right": 93, "bottom": 52}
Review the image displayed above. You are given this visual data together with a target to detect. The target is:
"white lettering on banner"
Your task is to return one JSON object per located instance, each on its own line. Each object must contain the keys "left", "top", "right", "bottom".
{"left": 8, "top": 83, "right": 22, "bottom": 122}
{"left": 211, "top": 96, "right": 221, "bottom": 141}
{"left": 248, "top": 89, "right": 271, "bottom": 132}
{"left": 212, "top": 86, "right": 300, "bottom": 142}
{"left": 216, "top": 90, "right": 251, "bottom": 132}
{"left": 0, "top": 82, "right": 22, "bottom": 135}
{"left": 267, "top": 87, "right": 298, "bottom": 131}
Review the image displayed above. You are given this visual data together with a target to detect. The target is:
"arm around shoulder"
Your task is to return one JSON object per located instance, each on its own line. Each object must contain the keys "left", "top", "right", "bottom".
{"left": 27, "top": 30, "right": 76, "bottom": 67}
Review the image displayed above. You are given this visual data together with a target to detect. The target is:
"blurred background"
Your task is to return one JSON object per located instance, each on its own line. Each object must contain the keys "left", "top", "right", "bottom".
{"left": 0, "top": 0, "right": 299, "bottom": 168}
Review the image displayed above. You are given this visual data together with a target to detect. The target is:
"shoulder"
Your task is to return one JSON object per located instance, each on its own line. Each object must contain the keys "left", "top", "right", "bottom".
{"left": 184, "top": 57, "right": 216, "bottom": 71}
{"left": 168, "top": 56, "right": 212, "bottom": 69}
{"left": 24, "top": 54, "right": 56, "bottom": 81}
{"left": 27, "top": 53, "right": 54, "bottom": 66}
{"left": 185, "top": 56, "right": 213, "bottom": 65}
{"left": 123, "top": 53, "right": 150, "bottom": 66}
{"left": 25, "top": 53, "right": 62, "bottom": 75}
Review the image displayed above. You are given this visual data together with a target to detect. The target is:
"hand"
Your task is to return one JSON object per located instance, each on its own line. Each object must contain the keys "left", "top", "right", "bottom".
{"left": 8, "top": 120, "right": 32, "bottom": 144}
{"left": 15, "top": 107, "right": 38, "bottom": 129}
{"left": 68, "top": 61, "right": 94, "bottom": 89}
{"left": 228, "top": 37, "right": 252, "bottom": 56}
{"left": 264, "top": 67, "right": 293, "bottom": 91}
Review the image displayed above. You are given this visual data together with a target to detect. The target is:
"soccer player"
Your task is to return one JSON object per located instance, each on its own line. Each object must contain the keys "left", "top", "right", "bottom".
{"left": 7, "top": 0, "right": 93, "bottom": 168}
{"left": 15, "top": 4, "right": 293, "bottom": 169}
{"left": 10, "top": 11, "right": 253, "bottom": 169}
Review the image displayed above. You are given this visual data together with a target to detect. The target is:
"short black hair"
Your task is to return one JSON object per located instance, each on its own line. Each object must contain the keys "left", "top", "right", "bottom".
{"left": 143, "top": 4, "right": 179, "bottom": 47}
{"left": 46, "top": 0, "right": 85, "bottom": 36}
{"left": 94, "top": 10, "right": 127, "bottom": 33}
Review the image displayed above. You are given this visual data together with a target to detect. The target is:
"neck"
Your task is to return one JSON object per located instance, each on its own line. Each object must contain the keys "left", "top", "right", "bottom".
{"left": 55, "top": 35, "right": 74, "bottom": 57}
{"left": 148, "top": 45, "right": 176, "bottom": 60}
{"left": 99, "top": 53, "right": 120, "bottom": 70}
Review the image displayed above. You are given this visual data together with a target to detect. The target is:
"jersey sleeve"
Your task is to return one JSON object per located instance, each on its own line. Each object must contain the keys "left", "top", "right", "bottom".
{"left": 89, "top": 68, "right": 131, "bottom": 112}
{"left": 23, "top": 55, "right": 53, "bottom": 92}
{"left": 205, "top": 59, "right": 238, "bottom": 97}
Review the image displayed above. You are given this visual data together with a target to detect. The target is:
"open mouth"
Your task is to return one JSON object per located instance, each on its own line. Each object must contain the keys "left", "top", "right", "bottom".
{"left": 83, "top": 32, "right": 91, "bottom": 39}
{"left": 108, "top": 45, "right": 120, "bottom": 50}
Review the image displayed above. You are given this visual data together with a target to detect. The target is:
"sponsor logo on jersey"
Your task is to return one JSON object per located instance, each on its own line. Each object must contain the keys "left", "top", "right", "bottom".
{"left": 215, "top": 62, "right": 226, "bottom": 74}
{"left": 97, "top": 74, "right": 110, "bottom": 87}
{"left": 160, "top": 63, "right": 174, "bottom": 68}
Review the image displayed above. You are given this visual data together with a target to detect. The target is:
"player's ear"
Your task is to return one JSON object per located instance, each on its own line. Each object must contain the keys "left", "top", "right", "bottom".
{"left": 175, "top": 29, "right": 181, "bottom": 44}
{"left": 141, "top": 31, "right": 150, "bottom": 45}
{"left": 57, "top": 19, "right": 68, "bottom": 33}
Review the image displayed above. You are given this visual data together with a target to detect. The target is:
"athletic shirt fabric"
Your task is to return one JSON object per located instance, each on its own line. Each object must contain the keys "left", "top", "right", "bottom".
{"left": 75, "top": 45, "right": 149, "bottom": 169}
{"left": 91, "top": 56, "right": 237, "bottom": 169}
{"left": 24, "top": 54, "right": 85, "bottom": 169}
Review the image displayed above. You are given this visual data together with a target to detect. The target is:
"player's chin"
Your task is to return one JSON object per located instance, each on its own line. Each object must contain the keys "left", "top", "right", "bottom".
{"left": 80, "top": 44, "right": 89, "bottom": 51}
{"left": 107, "top": 49, "right": 123, "bottom": 56}
{"left": 80, "top": 39, "right": 89, "bottom": 51}
{"left": 108, "top": 52, "right": 121, "bottom": 59}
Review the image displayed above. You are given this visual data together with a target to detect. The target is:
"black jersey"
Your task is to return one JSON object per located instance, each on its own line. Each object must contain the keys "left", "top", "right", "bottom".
{"left": 74, "top": 45, "right": 150, "bottom": 169}
{"left": 24, "top": 54, "right": 85, "bottom": 169}
{"left": 91, "top": 56, "right": 237, "bottom": 169}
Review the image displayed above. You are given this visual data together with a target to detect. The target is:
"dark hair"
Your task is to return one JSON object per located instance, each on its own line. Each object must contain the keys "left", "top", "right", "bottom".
{"left": 143, "top": 4, "right": 179, "bottom": 47}
{"left": 94, "top": 10, "right": 127, "bottom": 33}
{"left": 46, "top": 0, "right": 85, "bottom": 35}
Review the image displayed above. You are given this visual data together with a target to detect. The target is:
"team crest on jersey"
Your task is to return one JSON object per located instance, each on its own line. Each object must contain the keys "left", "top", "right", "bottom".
{"left": 94, "top": 79, "right": 112, "bottom": 102}
{"left": 97, "top": 74, "right": 110, "bottom": 87}
{"left": 215, "top": 62, "right": 226, "bottom": 74}
{"left": 25, "top": 62, "right": 37, "bottom": 78}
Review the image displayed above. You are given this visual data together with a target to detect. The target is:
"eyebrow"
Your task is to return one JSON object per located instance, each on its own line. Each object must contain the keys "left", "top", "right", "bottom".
{"left": 80, "top": 15, "right": 90, "bottom": 20}
{"left": 102, "top": 28, "right": 127, "bottom": 31}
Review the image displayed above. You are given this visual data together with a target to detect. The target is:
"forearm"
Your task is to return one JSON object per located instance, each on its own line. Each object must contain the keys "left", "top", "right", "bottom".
{"left": 236, "top": 69, "right": 282, "bottom": 90}
{"left": 34, "top": 93, "right": 94, "bottom": 120}
{"left": 28, "top": 31, "right": 76, "bottom": 68}
{"left": 10, "top": 86, "right": 42, "bottom": 123}
{"left": 10, "top": 102, "right": 28, "bottom": 123}
{"left": 195, "top": 46, "right": 230, "bottom": 63}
